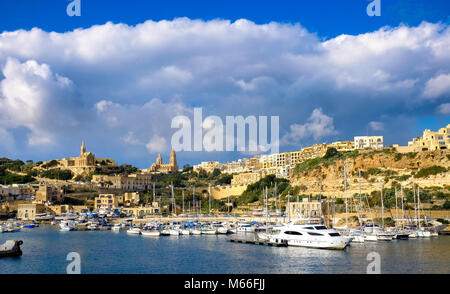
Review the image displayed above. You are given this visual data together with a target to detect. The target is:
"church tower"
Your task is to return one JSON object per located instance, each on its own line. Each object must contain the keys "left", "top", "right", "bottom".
{"left": 80, "top": 140, "right": 86, "bottom": 156}
{"left": 169, "top": 148, "right": 178, "bottom": 171}
{"left": 156, "top": 154, "right": 163, "bottom": 165}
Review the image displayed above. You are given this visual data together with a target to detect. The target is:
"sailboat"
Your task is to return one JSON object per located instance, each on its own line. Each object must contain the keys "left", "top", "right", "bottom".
{"left": 376, "top": 184, "right": 395, "bottom": 241}
{"left": 394, "top": 186, "right": 409, "bottom": 239}
{"left": 349, "top": 169, "right": 365, "bottom": 243}
{"left": 416, "top": 187, "right": 431, "bottom": 238}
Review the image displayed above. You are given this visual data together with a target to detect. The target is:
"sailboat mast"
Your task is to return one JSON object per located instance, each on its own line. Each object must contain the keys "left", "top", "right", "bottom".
{"left": 344, "top": 161, "right": 348, "bottom": 228}
{"left": 358, "top": 169, "right": 363, "bottom": 227}
{"left": 417, "top": 186, "right": 421, "bottom": 229}
{"left": 413, "top": 181, "right": 416, "bottom": 224}
{"left": 395, "top": 187, "right": 398, "bottom": 230}
{"left": 171, "top": 182, "right": 175, "bottom": 216}
{"left": 288, "top": 194, "right": 291, "bottom": 222}
{"left": 381, "top": 183, "right": 384, "bottom": 229}
{"left": 182, "top": 190, "right": 185, "bottom": 214}
{"left": 208, "top": 184, "right": 211, "bottom": 215}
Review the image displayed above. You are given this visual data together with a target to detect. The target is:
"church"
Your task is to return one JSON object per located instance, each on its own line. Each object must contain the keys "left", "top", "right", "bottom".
{"left": 149, "top": 148, "right": 179, "bottom": 173}
{"left": 58, "top": 140, "right": 116, "bottom": 175}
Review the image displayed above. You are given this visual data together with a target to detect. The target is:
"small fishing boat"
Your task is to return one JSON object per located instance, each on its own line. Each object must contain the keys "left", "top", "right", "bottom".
{"left": 4, "top": 223, "right": 21, "bottom": 233}
{"left": 160, "top": 228, "right": 171, "bottom": 236}
{"left": 111, "top": 224, "right": 121, "bottom": 231}
{"left": 169, "top": 227, "right": 181, "bottom": 236}
{"left": 60, "top": 220, "right": 77, "bottom": 231}
{"left": 126, "top": 227, "right": 141, "bottom": 235}
{"left": 0, "top": 240, "right": 23, "bottom": 258}
{"left": 141, "top": 228, "right": 160, "bottom": 237}
{"left": 201, "top": 226, "right": 217, "bottom": 235}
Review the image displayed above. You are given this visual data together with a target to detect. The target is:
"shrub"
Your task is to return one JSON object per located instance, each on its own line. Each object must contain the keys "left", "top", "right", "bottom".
{"left": 414, "top": 166, "right": 447, "bottom": 178}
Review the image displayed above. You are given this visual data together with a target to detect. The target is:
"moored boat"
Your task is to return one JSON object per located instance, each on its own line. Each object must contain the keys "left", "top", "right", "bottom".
{"left": 0, "top": 240, "right": 23, "bottom": 258}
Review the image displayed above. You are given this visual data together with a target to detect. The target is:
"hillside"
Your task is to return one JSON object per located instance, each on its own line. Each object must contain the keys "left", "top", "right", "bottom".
{"left": 290, "top": 148, "right": 450, "bottom": 197}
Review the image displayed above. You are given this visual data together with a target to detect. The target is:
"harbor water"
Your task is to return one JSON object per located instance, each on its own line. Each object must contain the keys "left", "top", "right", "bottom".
{"left": 1, "top": 225, "right": 449, "bottom": 274}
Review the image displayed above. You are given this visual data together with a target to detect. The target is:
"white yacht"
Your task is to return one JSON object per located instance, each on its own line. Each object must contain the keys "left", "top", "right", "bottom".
{"left": 191, "top": 227, "right": 202, "bottom": 235}
{"left": 59, "top": 220, "right": 77, "bottom": 231}
{"left": 126, "top": 227, "right": 141, "bottom": 235}
{"left": 169, "top": 227, "right": 181, "bottom": 236}
{"left": 348, "top": 229, "right": 365, "bottom": 243}
{"left": 180, "top": 228, "right": 191, "bottom": 235}
{"left": 141, "top": 227, "right": 160, "bottom": 237}
{"left": 111, "top": 223, "right": 121, "bottom": 231}
{"left": 237, "top": 223, "right": 255, "bottom": 233}
{"left": 200, "top": 225, "right": 217, "bottom": 235}
{"left": 269, "top": 220, "right": 352, "bottom": 250}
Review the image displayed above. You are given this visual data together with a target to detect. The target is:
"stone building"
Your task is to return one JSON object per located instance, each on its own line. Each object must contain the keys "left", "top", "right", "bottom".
{"left": 354, "top": 136, "right": 384, "bottom": 150}
{"left": 91, "top": 173, "right": 152, "bottom": 190}
{"left": 193, "top": 161, "right": 222, "bottom": 173}
{"left": 34, "top": 185, "right": 62, "bottom": 204}
{"left": 58, "top": 140, "right": 116, "bottom": 175}
{"left": 123, "top": 192, "right": 141, "bottom": 206}
{"left": 17, "top": 203, "right": 45, "bottom": 221}
{"left": 394, "top": 124, "right": 450, "bottom": 153}
{"left": 231, "top": 172, "right": 261, "bottom": 186}
{"left": 94, "top": 194, "right": 119, "bottom": 210}
{"left": 286, "top": 198, "right": 323, "bottom": 218}
{"left": 149, "top": 148, "right": 178, "bottom": 173}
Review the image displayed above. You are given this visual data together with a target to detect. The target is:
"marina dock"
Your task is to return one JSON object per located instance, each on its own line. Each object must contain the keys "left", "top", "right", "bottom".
{"left": 228, "top": 234, "right": 288, "bottom": 247}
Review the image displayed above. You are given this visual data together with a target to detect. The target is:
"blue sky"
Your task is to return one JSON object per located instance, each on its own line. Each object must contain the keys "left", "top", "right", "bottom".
{"left": 2, "top": 1, "right": 450, "bottom": 36}
{"left": 0, "top": 0, "right": 449, "bottom": 168}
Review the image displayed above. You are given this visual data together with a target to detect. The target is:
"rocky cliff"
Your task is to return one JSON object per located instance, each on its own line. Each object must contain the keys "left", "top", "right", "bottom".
{"left": 289, "top": 149, "right": 450, "bottom": 197}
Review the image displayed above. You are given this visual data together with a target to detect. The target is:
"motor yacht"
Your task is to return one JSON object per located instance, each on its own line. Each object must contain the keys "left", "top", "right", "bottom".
{"left": 126, "top": 226, "right": 141, "bottom": 235}
{"left": 59, "top": 220, "right": 77, "bottom": 231}
{"left": 269, "top": 219, "right": 352, "bottom": 250}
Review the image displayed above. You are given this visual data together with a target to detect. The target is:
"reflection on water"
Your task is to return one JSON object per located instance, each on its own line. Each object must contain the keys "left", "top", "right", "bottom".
{"left": 1, "top": 225, "right": 449, "bottom": 274}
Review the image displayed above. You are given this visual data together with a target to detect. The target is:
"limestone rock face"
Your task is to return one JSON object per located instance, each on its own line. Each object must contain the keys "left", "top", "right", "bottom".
{"left": 289, "top": 150, "right": 450, "bottom": 197}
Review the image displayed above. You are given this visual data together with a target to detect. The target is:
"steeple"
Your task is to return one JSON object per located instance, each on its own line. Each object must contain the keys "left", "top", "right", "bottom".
{"left": 156, "top": 154, "right": 163, "bottom": 165}
{"left": 80, "top": 140, "right": 86, "bottom": 155}
{"left": 169, "top": 148, "right": 178, "bottom": 169}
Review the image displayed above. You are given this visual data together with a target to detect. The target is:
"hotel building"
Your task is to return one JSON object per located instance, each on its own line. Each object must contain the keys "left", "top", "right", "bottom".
{"left": 394, "top": 124, "right": 450, "bottom": 153}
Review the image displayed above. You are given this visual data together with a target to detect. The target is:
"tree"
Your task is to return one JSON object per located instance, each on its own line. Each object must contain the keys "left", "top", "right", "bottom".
{"left": 183, "top": 164, "right": 193, "bottom": 172}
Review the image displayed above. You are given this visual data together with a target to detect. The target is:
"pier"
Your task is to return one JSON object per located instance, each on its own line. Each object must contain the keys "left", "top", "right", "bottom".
{"left": 228, "top": 233, "right": 288, "bottom": 247}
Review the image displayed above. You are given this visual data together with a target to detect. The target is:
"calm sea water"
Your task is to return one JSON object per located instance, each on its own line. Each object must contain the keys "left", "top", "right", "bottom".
{"left": 1, "top": 225, "right": 449, "bottom": 274}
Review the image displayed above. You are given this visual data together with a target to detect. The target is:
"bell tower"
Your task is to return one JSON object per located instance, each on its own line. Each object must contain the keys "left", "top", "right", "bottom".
{"left": 80, "top": 140, "right": 86, "bottom": 156}
{"left": 169, "top": 148, "right": 178, "bottom": 171}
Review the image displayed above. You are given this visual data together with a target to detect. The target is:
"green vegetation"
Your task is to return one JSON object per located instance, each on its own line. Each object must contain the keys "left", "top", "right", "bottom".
{"left": 39, "top": 169, "right": 74, "bottom": 181}
{"left": 443, "top": 200, "right": 450, "bottom": 210}
{"left": 437, "top": 218, "right": 449, "bottom": 224}
{"left": 238, "top": 175, "right": 289, "bottom": 204}
{"left": 293, "top": 147, "right": 356, "bottom": 174}
{"left": 90, "top": 164, "right": 140, "bottom": 176}
{"left": 41, "top": 160, "right": 58, "bottom": 169}
{"left": 150, "top": 168, "right": 232, "bottom": 188}
{"left": 0, "top": 159, "right": 35, "bottom": 184}
{"left": 414, "top": 166, "right": 447, "bottom": 178}
{"left": 406, "top": 152, "right": 418, "bottom": 159}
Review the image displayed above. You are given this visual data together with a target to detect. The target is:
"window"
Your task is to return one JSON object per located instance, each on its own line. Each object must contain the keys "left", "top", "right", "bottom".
{"left": 329, "top": 233, "right": 341, "bottom": 237}
{"left": 307, "top": 232, "right": 323, "bottom": 236}
{"left": 314, "top": 226, "right": 327, "bottom": 230}
{"left": 284, "top": 231, "right": 302, "bottom": 235}
{"left": 303, "top": 227, "right": 314, "bottom": 230}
